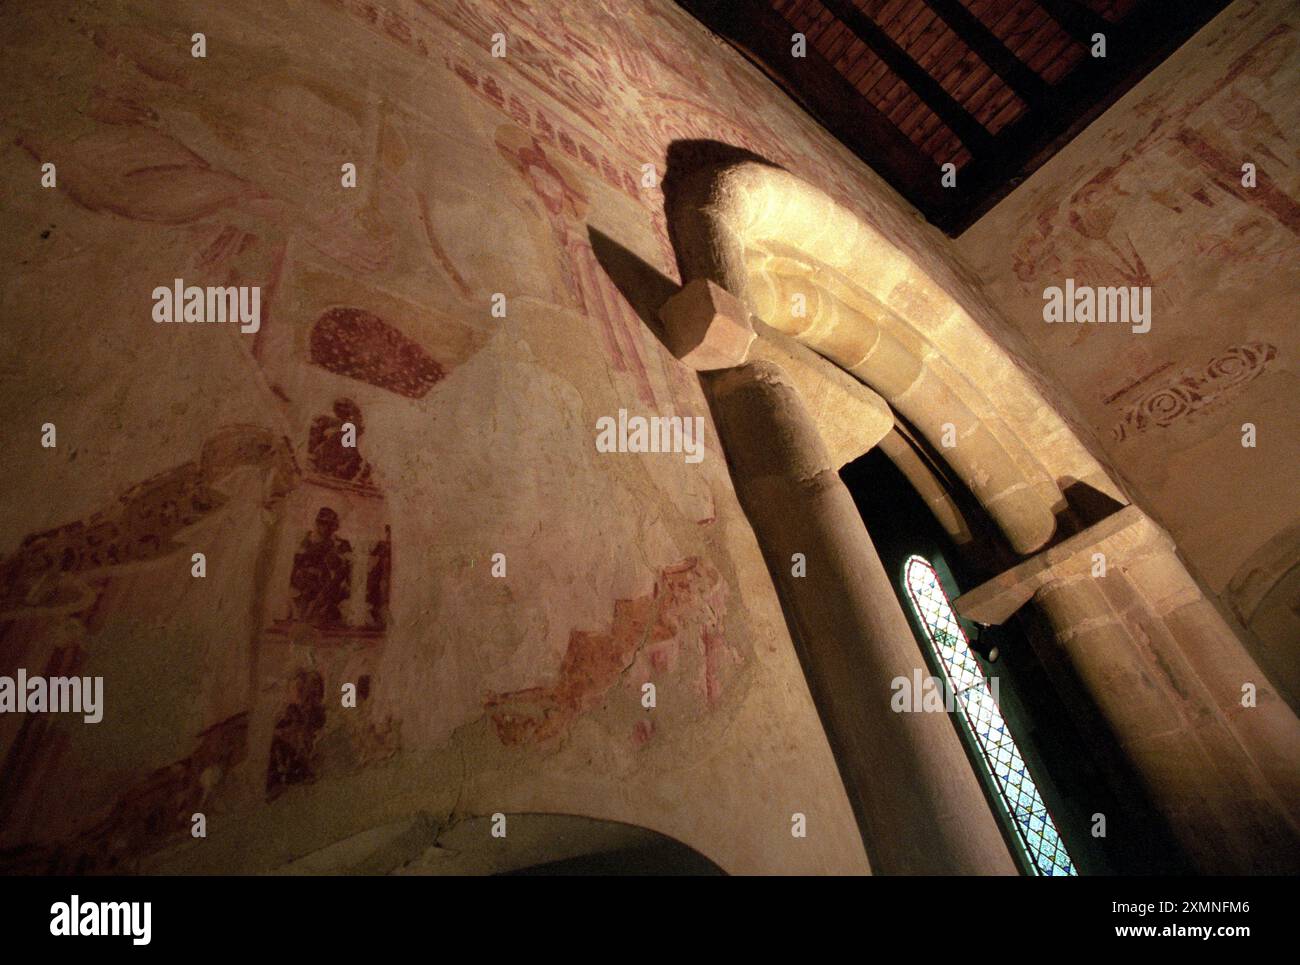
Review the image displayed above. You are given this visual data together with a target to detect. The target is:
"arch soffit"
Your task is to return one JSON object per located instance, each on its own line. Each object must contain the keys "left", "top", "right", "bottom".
{"left": 672, "top": 162, "right": 1125, "bottom": 555}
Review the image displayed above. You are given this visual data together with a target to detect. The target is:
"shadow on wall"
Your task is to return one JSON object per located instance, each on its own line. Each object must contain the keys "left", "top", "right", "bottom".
{"left": 1227, "top": 522, "right": 1300, "bottom": 716}
{"left": 588, "top": 139, "right": 785, "bottom": 355}
{"left": 587, "top": 225, "right": 677, "bottom": 352}
{"left": 438, "top": 813, "right": 724, "bottom": 875}
{"left": 1051, "top": 480, "right": 1129, "bottom": 544}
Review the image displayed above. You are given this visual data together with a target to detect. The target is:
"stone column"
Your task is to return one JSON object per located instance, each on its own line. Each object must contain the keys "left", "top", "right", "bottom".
{"left": 706, "top": 359, "right": 1016, "bottom": 874}
{"left": 956, "top": 507, "right": 1300, "bottom": 873}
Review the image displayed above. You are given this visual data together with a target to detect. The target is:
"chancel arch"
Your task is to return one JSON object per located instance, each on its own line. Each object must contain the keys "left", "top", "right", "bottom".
{"left": 272, "top": 812, "right": 724, "bottom": 875}
{"left": 668, "top": 161, "right": 1123, "bottom": 555}
{"left": 663, "top": 159, "right": 1300, "bottom": 875}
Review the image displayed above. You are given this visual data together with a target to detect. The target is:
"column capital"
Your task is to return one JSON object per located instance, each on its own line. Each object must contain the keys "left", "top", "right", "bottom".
{"left": 748, "top": 320, "right": 893, "bottom": 466}
{"left": 658, "top": 277, "right": 756, "bottom": 371}
{"left": 954, "top": 505, "right": 1174, "bottom": 625}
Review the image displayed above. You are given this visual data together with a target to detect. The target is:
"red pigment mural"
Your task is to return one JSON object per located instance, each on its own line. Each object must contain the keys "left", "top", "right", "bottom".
{"left": 494, "top": 122, "right": 709, "bottom": 431}
{"left": 263, "top": 667, "right": 398, "bottom": 803}
{"left": 0, "top": 644, "right": 85, "bottom": 846}
{"left": 496, "top": 125, "right": 661, "bottom": 407}
{"left": 366, "top": 528, "right": 392, "bottom": 629}
{"left": 16, "top": 126, "right": 259, "bottom": 225}
{"left": 310, "top": 307, "right": 446, "bottom": 399}
{"left": 0, "top": 404, "right": 396, "bottom": 863}
{"left": 289, "top": 508, "right": 354, "bottom": 628}
{"left": 0, "top": 713, "right": 249, "bottom": 874}
{"left": 267, "top": 397, "right": 391, "bottom": 640}
{"left": 0, "top": 425, "right": 296, "bottom": 619}
{"left": 307, "top": 398, "right": 377, "bottom": 491}
{"left": 484, "top": 557, "right": 736, "bottom": 746}
{"left": 0, "top": 425, "right": 298, "bottom": 871}
{"left": 1112, "top": 342, "right": 1278, "bottom": 441}
{"left": 266, "top": 670, "right": 328, "bottom": 800}
{"left": 1011, "top": 23, "right": 1300, "bottom": 294}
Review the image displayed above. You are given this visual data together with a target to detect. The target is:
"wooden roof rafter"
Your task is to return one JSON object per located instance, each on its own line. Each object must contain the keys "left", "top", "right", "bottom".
{"left": 677, "top": 0, "right": 1232, "bottom": 235}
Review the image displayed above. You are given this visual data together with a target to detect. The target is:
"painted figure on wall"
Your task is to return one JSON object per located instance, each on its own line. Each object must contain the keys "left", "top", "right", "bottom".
{"left": 366, "top": 527, "right": 392, "bottom": 631}
{"left": 289, "top": 508, "right": 353, "bottom": 629}
{"left": 266, "top": 670, "right": 327, "bottom": 799}
{"left": 308, "top": 397, "right": 375, "bottom": 488}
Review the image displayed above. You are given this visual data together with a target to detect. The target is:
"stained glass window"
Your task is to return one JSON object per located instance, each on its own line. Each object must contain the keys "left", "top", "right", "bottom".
{"left": 903, "top": 555, "right": 1077, "bottom": 877}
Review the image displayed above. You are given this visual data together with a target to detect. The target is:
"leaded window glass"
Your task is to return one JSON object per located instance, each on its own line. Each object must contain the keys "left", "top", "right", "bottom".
{"left": 903, "top": 555, "right": 1077, "bottom": 877}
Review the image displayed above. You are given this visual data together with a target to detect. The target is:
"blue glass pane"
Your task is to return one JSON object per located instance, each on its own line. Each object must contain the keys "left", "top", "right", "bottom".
{"left": 903, "top": 555, "right": 1077, "bottom": 877}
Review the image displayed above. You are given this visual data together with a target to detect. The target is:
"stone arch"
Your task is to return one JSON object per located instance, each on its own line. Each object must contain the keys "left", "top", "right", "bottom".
{"left": 272, "top": 811, "right": 725, "bottom": 875}
{"left": 669, "top": 161, "right": 1122, "bottom": 554}
{"left": 664, "top": 160, "right": 1300, "bottom": 873}
{"left": 433, "top": 813, "right": 726, "bottom": 875}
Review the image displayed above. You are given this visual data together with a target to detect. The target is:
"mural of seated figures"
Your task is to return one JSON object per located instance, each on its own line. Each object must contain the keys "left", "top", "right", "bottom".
{"left": 265, "top": 399, "right": 391, "bottom": 641}
{"left": 306, "top": 397, "right": 378, "bottom": 494}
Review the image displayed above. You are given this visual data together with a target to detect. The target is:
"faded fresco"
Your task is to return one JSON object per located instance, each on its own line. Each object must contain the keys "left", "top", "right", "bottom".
{"left": 958, "top": 0, "right": 1300, "bottom": 604}
{"left": 8, "top": 0, "right": 1289, "bottom": 877}
{"left": 2, "top": 0, "right": 1006, "bottom": 874}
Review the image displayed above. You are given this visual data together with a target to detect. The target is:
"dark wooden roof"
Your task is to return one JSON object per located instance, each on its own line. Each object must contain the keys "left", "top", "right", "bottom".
{"left": 678, "top": 0, "right": 1230, "bottom": 235}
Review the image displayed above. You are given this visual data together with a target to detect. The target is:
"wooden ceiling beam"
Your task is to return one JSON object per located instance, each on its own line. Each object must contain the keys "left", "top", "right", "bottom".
{"left": 675, "top": 0, "right": 951, "bottom": 216}
{"left": 1034, "top": 0, "right": 1112, "bottom": 47}
{"left": 817, "top": 0, "right": 998, "bottom": 158}
{"left": 922, "top": 0, "right": 1060, "bottom": 113}
{"left": 944, "top": 0, "right": 1232, "bottom": 232}
{"left": 674, "top": 0, "right": 1231, "bottom": 236}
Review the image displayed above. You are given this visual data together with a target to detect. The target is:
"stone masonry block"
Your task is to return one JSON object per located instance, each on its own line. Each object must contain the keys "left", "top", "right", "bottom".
{"left": 658, "top": 278, "right": 755, "bottom": 371}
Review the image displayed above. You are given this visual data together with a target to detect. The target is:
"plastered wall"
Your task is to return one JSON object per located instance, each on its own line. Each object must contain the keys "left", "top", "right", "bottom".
{"left": 957, "top": 0, "right": 1300, "bottom": 703}
{"left": 0, "top": 0, "right": 923, "bottom": 874}
{"left": 4, "top": 0, "right": 1285, "bottom": 875}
